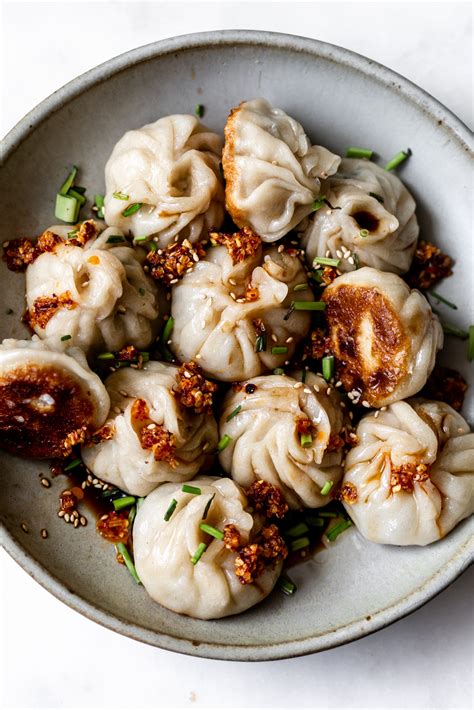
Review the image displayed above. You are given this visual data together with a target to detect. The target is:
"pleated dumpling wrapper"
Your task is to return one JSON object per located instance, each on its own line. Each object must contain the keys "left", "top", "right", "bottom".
{"left": 82, "top": 361, "right": 218, "bottom": 497}
{"left": 223, "top": 98, "right": 341, "bottom": 241}
{"left": 133, "top": 476, "right": 288, "bottom": 619}
{"left": 322, "top": 267, "right": 443, "bottom": 408}
{"left": 0, "top": 337, "right": 109, "bottom": 458}
{"left": 25, "top": 220, "right": 162, "bottom": 354}
{"left": 299, "top": 158, "right": 418, "bottom": 274}
{"left": 341, "top": 399, "right": 474, "bottom": 546}
{"left": 104, "top": 114, "right": 224, "bottom": 247}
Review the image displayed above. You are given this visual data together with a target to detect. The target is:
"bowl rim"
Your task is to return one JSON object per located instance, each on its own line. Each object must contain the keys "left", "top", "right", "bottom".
{"left": 1, "top": 29, "right": 473, "bottom": 662}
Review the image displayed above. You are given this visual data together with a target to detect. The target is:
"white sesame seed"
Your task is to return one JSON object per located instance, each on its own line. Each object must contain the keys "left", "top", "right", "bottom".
{"left": 335, "top": 381, "right": 342, "bottom": 387}
{"left": 80, "top": 516, "right": 87, "bottom": 526}
{"left": 284, "top": 360, "right": 290, "bottom": 365}
{"left": 362, "top": 400, "right": 371, "bottom": 408}
{"left": 74, "top": 518, "right": 79, "bottom": 528}
{"left": 277, "top": 245, "right": 285, "bottom": 253}
{"left": 184, "top": 371, "right": 191, "bottom": 378}
{"left": 117, "top": 305, "right": 126, "bottom": 314}
{"left": 374, "top": 411, "right": 380, "bottom": 418}
{"left": 271, "top": 334, "right": 278, "bottom": 342}
{"left": 113, "top": 406, "right": 121, "bottom": 414}
{"left": 41, "top": 529, "right": 48, "bottom": 539}
{"left": 4, "top": 240, "right": 10, "bottom": 247}
{"left": 169, "top": 278, "right": 178, "bottom": 285}
{"left": 380, "top": 406, "right": 387, "bottom": 411}
{"left": 285, "top": 336, "right": 294, "bottom": 343}
{"left": 304, "top": 388, "right": 312, "bottom": 394}
{"left": 293, "top": 382, "right": 303, "bottom": 389}
{"left": 64, "top": 513, "right": 70, "bottom": 523}
{"left": 326, "top": 388, "right": 332, "bottom": 395}
{"left": 348, "top": 257, "right": 355, "bottom": 265}
{"left": 41, "top": 477, "right": 51, "bottom": 488}
{"left": 81, "top": 481, "right": 87, "bottom": 489}
{"left": 314, "top": 385, "right": 320, "bottom": 392}
{"left": 92, "top": 478, "right": 99, "bottom": 485}
{"left": 58, "top": 510, "right": 65, "bottom": 518}
{"left": 340, "top": 401, "right": 346, "bottom": 408}
{"left": 21, "top": 523, "right": 29, "bottom": 533}
{"left": 195, "top": 354, "right": 201, "bottom": 360}
{"left": 336, "top": 250, "right": 343, "bottom": 258}
{"left": 325, "top": 250, "right": 331, "bottom": 258}
{"left": 230, "top": 292, "right": 236, "bottom": 300}
{"left": 229, "top": 278, "right": 237, "bottom": 285}
{"left": 119, "top": 390, "right": 128, "bottom": 397}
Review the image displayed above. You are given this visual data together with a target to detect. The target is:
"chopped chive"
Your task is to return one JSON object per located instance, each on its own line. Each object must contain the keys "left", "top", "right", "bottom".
{"left": 59, "top": 165, "right": 78, "bottom": 196}
{"left": 133, "top": 235, "right": 149, "bottom": 242}
{"left": 161, "top": 316, "right": 174, "bottom": 344}
{"left": 97, "top": 351, "right": 115, "bottom": 360}
{"left": 293, "top": 301, "right": 326, "bottom": 311}
{"left": 430, "top": 291, "right": 457, "bottom": 310}
{"left": 149, "top": 241, "right": 158, "bottom": 252}
{"left": 359, "top": 229, "right": 369, "bottom": 238}
{"left": 94, "top": 194, "right": 105, "bottom": 219}
{"left": 122, "top": 202, "right": 142, "bottom": 217}
{"left": 312, "top": 195, "right": 326, "bottom": 212}
{"left": 199, "top": 523, "right": 224, "bottom": 540}
{"left": 113, "top": 495, "right": 136, "bottom": 512}
{"left": 73, "top": 185, "right": 86, "bottom": 195}
{"left": 113, "top": 191, "right": 129, "bottom": 201}
{"left": 226, "top": 405, "right": 241, "bottom": 422}
{"left": 320, "top": 481, "right": 334, "bottom": 496}
{"left": 191, "top": 541, "right": 207, "bottom": 564}
{"left": 286, "top": 522, "right": 310, "bottom": 538}
{"left": 182, "top": 484, "right": 201, "bottom": 495}
{"left": 326, "top": 519, "right": 353, "bottom": 542}
{"left": 384, "top": 148, "right": 412, "bottom": 171}
{"left": 217, "top": 434, "right": 232, "bottom": 452}
{"left": 164, "top": 498, "right": 178, "bottom": 521}
{"left": 195, "top": 104, "right": 204, "bottom": 118}
{"left": 290, "top": 536, "right": 310, "bottom": 552}
{"left": 301, "top": 369, "right": 307, "bottom": 383}
{"left": 272, "top": 345, "right": 288, "bottom": 355}
{"left": 300, "top": 433, "right": 313, "bottom": 448}
{"left": 100, "top": 487, "right": 122, "bottom": 499}
{"left": 128, "top": 505, "right": 137, "bottom": 527}
{"left": 106, "top": 235, "right": 126, "bottom": 244}
{"left": 353, "top": 253, "right": 361, "bottom": 270}
{"left": 137, "top": 497, "right": 145, "bottom": 507}
{"left": 60, "top": 334, "right": 71, "bottom": 341}
{"left": 115, "top": 543, "right": 141, "bottom": 584}
{"left": 369, "top": 192, "right": 384, "bottom": 203}
{"left": 468, "top": 326, "right": 474, "bottom": 362}
{"left": 255, "top": 333, "right": 267, "bottom": 353}
{"left": 305, "top": 515, "right": 325, "bottom": 527}
{"left": 277, "top": 574, "right": 297, "bottom": 595}
{"left": 64, "top": 458, "right": 81, "bottom": 471}
{"left": 313, "top": 256, "right": 341, "bottom": 268}
{"left": 442, "top": 323, "right": 469, "bottom": 339}
{"left": 310, "top": 270, "right": 324, "bottom": 284}
{"left": 68, "top": 188, "right": 86, "bottom": 206}
{"left": 346, "top": 147, "right": 373, "bottom": 159}
{"left": 202, "top": 493, "right": 216, "bottom": 520}
{"left": 138, "top": 287, "right": 146, "bottom": 296}
{"left": 322, "top": 355, "right": 334, "bottom": 381}
{"left": 283, "top": 302, "right": 295, "bottom": 321}
{"left": 293, "top": 283, "right": 309, "bottom": 292}
{"left": 66, "top": 229, "right": 78, "bottom": 238}
{"left": 55, "top": 193, "right": 80, "bottom": 223}
{"left": 273, "top": 368, "right": 285, "bottom": 375}
{"left": 317, "top": 511, "right": 338, "bottom": 518}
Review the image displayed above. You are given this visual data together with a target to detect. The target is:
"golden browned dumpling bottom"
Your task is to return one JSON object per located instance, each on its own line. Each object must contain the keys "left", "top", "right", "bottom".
{"left": 0, "top": 365, "right": 95, "bottom": 458}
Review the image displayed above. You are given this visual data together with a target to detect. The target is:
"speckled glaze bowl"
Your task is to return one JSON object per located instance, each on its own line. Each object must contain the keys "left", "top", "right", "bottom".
{"left": 1, "top": 31, "right": 473, "bottom": 661}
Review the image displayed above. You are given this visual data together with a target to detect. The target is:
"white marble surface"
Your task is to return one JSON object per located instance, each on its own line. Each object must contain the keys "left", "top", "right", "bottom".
{"left": 0, "top": 2, "right": 472, "bottom": 709}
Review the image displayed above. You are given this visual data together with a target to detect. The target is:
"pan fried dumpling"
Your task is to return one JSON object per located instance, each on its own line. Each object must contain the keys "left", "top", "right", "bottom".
{"left": 81, "top": 362, "right": 218, "bottom": 497}
{"left": 25, "top": 221, "right": 161, "bottom": 354}
{"left": 133, "top": 477, "right": 287, "bottom": 619}
{"left": 104, "top": 115, "right": 225, "bottom": 247}
{"left": 169, "top": 230, "right": 314, "bottom": 381}
{"left": 0, "top": 337, "right": 109, "bottom": 458}
{"left": 223, "top": 98, "right": 341, "bottom": 241}
{"left": 219, "top": 372, "right": 349, "bottom": 508}
{"left": 342, "top": 400, "right": 474, "bottom": 546}
{"left": 323, "top": 267, "right": 442, "bottom": 408}
{"left": 300, "top": 159, "right": 418, "bottom": 273}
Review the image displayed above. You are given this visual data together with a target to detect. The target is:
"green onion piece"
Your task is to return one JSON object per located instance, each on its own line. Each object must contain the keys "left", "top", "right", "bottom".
{"left": 68, "top": 188, "right": 86, "bottom": 206}
{"left": 313, "top": 256, "right": 341, "bottom": 268}
{"left": 106, "top": 235, "right": 126, "bottom": 244}
{"left": 113, "top": 191, "right": 130, "bottom": 201}
{"left": 97, "top": 352, "right": 115, "bottom": 360}
{"left": 195, "top": 104, "right": 204, "bottom": 118}
{"left": 100, "top": 487, "right": 122, "bottom": 499}
{"left": 149, "top": 241, "right": 158, "bottom": 252}
{"left": 115, "top": 543, "right": 141, "bottom": 584}
{"left": 290, "top": 536, "right": 310, "bottom": 552}
{"left": 273, "top": 368, "right": 285, "bottom": 375}
{"left": 430, "top": 291, "right": 457, "bottom": 310}
{"left": 139, "top": 351, "right": 150, "bottom": 362}
{"left": 320, "top": 480, "right": 334, "bottom": 496}
{"left": 293, "top": 301, "right": 326, "bottom": 311}
{"left": 255, "top": 333, "right": 267, "bottom": 353}
{"left": 369, "top": 192, "right": 384, "bottom": 203}
{"left": 300, "top": 433, "right": 313, "bottom": 448}
{"left": 293, "top": 283, "right": 309, "bottom": 292}
{"left": 182, "top": 484, "right": 202, "bottom": 495}
{"left": 199, "top": 523, "right": 224, "bottom": 540}
{"left": 468, "top": 326, "right": 474, "bottom": 362}
{"left": 312, "top": 195, "right": 326, "bottom": 212}
{"left": 161, "top": 316, "right": 174, "bottom": 344}
{"left": 94, "top": 194, "right": 105, "bottom": 219}
{"left": 301, "top": 370, "right": 307, "bottom": 383}
{"left": 122, "top": 202, "right": 142, "bottom": 217}
{"left": 55, "top": 193, "right": 80, "bottom": 223}
{"left": 305, "top": 515, "right": 325, "bottom": 527}
{"left": 64, "top": 458, "right": 81, "bottom": 471}
{"left": 277, "top": 574, "right": 297, "bottom": 596}
{"left": 317, "top": 511, "right": 338, "bottom": 518}
{"left": 128, "top": 505, "right": 137, "bottom": 527}
{"left": 346, "top": 147, "right": 373, "bottom": 159}
{"left": 60, "top": 334, "right": 71, "bottom": 341}
{"left": 322, "top": 355, "right": 334, "bottom": 382}
{"left": 286, "top": 522, "right": 310, "bottom": 538}
{"left": 113, "top": 495, "right": 136, "bottom": 512}
{"left": 272, "top": 345, "right": 288, "bottom": 355}
{"left": 137, "top": 497, "right": 145, "bottom": 507}
{"left": 217, "top": 434, "right": 232, "bottom": 452}
{"left": 442, "top": 323, "right": 469, "bottom": 339}
{"left": 326, "top": 519, "right": 353, "bottom": 542}
{"left": 359, "top": 229, "right": 369, "bottom": 238}
{"left": 353, "top": 253, "right": 361, "bottom": 270}
{"left": 310, "top": 270, "right": 324, "bottom": 285}
{"left": 138, "top": 287, "right": 145, "bottom": 296}
{"left": 133, "top": 235, "right": 149, "bottom": 242}
{"left": 384, "top": 148, "right": 412, "bottom": 171}
{"left": 283, "top": 303, "right": 295, "bottom": 320}
{"left": 191, "top": 542, "right": 207, "bottom": 565}
{"left": 59, "top": 165, "right": 78, "bottom": 196}
{"left": 164, "top": 498, "right": 178, "bottom": 521}
{"left": 202, "top": 493, "right": 216, "bottom": 520}
{"left": 73, "top": 185, "right": 86, "bottom": 195}
{"left": 226, "top": 405, "right": 242, "bottom": 422}
{"left": 66, "top": 229, "right": 78, "bottom": 239}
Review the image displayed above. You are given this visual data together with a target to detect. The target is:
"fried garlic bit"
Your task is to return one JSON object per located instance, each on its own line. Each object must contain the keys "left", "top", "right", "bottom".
{"left": 244, "top": 480, "right": 288, "bottom": 519}
{"left": 209, "top": 226, "right": 261, "bottom": 264}
{"left": 173, "top": 361, "right": 218, "bottom": 414}
{"left": 146, "top": 239, "right": 206, "bottom": 286}
{"left": 234, "top": 524, "right": 288, "bottom": 585}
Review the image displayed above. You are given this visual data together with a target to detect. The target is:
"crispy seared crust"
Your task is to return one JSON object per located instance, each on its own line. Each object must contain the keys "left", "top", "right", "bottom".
{"left": 222, "top": 103, "right": 249, "bottom": 229}
{"left": 0, "top": 364, "right": 95, "bottom": 458}
{"left": 323, "top": 284, "right": 409, "bottom": 406}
